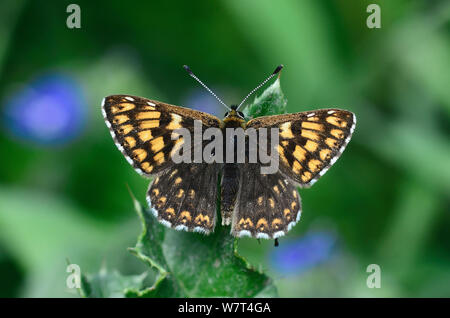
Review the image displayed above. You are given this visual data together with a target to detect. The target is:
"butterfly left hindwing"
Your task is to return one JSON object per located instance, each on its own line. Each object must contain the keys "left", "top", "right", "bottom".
{"left": 148, "top": 163, "right": 219, "bottom": 234}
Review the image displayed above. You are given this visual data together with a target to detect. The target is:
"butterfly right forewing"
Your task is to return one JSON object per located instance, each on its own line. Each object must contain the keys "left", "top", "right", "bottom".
{"left": 247, "top": 109, "right": 356, "bottom": 188}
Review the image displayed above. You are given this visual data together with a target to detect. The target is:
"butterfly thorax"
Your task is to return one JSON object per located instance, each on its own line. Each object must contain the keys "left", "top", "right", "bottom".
{"left": 223, "top": 108, "right": 246, "bottom": 129}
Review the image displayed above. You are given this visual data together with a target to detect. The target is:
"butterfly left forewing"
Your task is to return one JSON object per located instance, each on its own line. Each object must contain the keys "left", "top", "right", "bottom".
{"left": 247, "top": 109, "right": 356, "bottom": 187}
{"left": 102, "top": 95, "right": 222, "bottom": 177}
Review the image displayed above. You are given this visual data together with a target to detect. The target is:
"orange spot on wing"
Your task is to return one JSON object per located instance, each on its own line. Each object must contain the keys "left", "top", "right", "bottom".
{"left": 166, "top": 114, "right": 183, "bottom": 130}
{"left": 292, "top": 160, "right": 302, "bottom": 174}
{"left": 283, "top": 209, "right": 291, "bottom": 220}
{"left": 119, "top": 124, "right": 133, "bottom": 135}
{"left": 195, "top": 214, "right": 211, "bottom": 226}
{"left": 302, "top": 122, "right": 324, "bottom": 131}
{"left": 180, "top": 211, "right": 192, "bottom": 223}
{"left": 320, "top": 149, "right": 332, "bottom": 161}
{"left": 301, "top": 130, "right": 319, "bottom": 140}
{"left": 165, "top": 208, "right": 175, "bottom": 215}
{"left": 325, "top": 137, "right": 338, "bottom": 148}
{"left": 304, "top": 140, "right": 318, "bottom": 152}
{"left": 271, "top": 218, "right": 282, "bottom": 230}
{"left": 239, "top": 218, "right": 254, "bottom": 229}
{"left": 257, "top": 196, "right": 263, "bottom": 205}
{"left": 141, "top": 162, "right": 153, "bottom": 173}
{"left": 165, "top": 208, "right": 175, "bottom": 219}
{"left": 277, "top": 145, "right": 289, "bottom": 165}
{"left": 140, "top": 120, "right": 159, "bottom": 129}
{"left": 326, "top": 116, "right": 347, "bottom": 128}
{"left": 293, "top": 145, "right": 306, "bottom": 162}
{"left": 138, "top": 130, "right": 153, "bottom": 142}
{"left": 111, "top": 103, "right": 135, "bottom": 114}
{"left": 113, "top": 114, "right": 130, "bottom": 125}
{"left": 256, "top": 218, "right": 268, "bottom": 231}
{"left": 153, "top": 151, "right": 165, "bottom": 164}
{"left": 124, "top": 136, "right": 136, "bottom": 148}
{"left": 301, "top": 171, "right": 312, "bottom": 183}
{"left": 269, "top": 198, "right": 275, "bottom": 208}
{"left": 157, "top": 196, "right": 166, "bottom": 207}
{"left": 280, "top": 122, "right": 294, "bottom": 139}
{"left": 133, "top": 149, "right": 147, "bottom": 162}
{"left": 136, "top": 111, "right": 161, "bottom": 120}
{"left": 308, "top": 159, "right": 322, "bottom": 173}
{"left": 331, "top": 129, "right": 344, "bottom": 139}
{"left": 150, "top": 136, "right": 165, "bottom": 153}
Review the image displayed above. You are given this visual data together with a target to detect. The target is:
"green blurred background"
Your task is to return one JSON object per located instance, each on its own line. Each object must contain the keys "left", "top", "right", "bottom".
{"left": 0, "top": 0, "right": 449, "bottom": 297}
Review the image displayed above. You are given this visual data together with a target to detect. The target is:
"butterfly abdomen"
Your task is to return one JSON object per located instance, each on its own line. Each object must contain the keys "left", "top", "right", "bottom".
{"left": 220, "top": 163, "right": 240, "bottom": 225}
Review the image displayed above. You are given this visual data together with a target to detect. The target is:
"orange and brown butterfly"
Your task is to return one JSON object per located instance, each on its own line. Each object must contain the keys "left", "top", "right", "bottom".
{"left": 102, "top": 65, "right": 356, "bottom": 241}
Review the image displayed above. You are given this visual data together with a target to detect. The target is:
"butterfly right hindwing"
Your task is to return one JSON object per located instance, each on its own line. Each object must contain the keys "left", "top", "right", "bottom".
{"left": 231, "top": 163, "right": 301, "bottom": 239}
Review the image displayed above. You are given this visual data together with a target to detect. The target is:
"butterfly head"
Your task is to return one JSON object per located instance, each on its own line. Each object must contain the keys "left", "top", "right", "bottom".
{"left": 223, "top": 105, "right": 245, "bottom": 127}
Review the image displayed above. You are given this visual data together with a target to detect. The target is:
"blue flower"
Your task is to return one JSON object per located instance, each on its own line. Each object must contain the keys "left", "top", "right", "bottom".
{"left": 2, "top": 73, "right": 86, "bottom": 145}
{"left": 269, "top": 231, "right": 337, "bottom": 275}
{"left": 184, "top": 89, "right": 226, "bottom": 117}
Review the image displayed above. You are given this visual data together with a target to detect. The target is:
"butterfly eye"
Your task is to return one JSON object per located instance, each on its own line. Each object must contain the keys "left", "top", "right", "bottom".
{"left": 224, "top": 111, "right": 229, "bottom": 117}
{"left": 238, "top": 111, "right": 244, "bottom": 118}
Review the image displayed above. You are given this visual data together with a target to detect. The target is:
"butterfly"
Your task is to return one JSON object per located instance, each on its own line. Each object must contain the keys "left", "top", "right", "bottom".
{"left": 102, "top": 65, "right": 356, "bottom": 241}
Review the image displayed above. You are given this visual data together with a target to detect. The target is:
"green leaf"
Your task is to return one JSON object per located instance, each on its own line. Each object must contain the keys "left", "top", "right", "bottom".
{"left": 82, "top": 196, "right": 277, "bottom": 298}
{"left": 243, "top": 77, "right": 287, "bottom": 119}
{"left": 129, "top": 198, "right": 277, "bottom": 297}
{"left": 81, "top": 267, "right": 147, "bottom": 298}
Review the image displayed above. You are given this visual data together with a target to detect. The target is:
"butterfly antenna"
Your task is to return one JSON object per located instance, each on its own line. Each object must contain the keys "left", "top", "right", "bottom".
{"left": 236, "top": 64, "right": 284, "bottom": 111}
{"left": 183, "top": 65, "right": 231, "bottom": 111}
